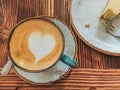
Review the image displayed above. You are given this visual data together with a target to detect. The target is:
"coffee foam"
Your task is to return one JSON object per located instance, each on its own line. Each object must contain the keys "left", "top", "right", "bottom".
{"left": 10, "top": 19, "right": 64, "bottom": 71}
{"left": 28, "top": 32, "right": 56, "bottom": 62}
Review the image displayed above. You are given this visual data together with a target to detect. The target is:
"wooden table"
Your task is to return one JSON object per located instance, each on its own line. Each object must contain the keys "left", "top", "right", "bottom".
{"left": 1, "top": 0, "right": 120, "bottom": 89}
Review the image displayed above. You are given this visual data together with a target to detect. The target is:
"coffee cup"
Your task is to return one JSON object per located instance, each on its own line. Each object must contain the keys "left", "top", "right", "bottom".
{"left": 8, "top": 17, "right": 77, "bottom": 72}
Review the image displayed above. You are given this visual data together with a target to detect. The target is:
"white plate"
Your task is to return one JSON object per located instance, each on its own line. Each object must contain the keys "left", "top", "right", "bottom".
{"left": 14, "top": 17, "right": 77, "bottom": 84}
{"left": 71, "top": 0, "right": 120, "bottom": 56}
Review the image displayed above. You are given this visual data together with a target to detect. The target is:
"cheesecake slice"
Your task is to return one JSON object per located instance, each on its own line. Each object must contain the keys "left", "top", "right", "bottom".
{"left": 101, "top": 0, "right": 120, "bottom": 20}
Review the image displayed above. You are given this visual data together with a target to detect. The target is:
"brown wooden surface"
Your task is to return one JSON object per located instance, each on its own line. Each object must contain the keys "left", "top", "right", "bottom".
{"left": 1, "top": 0, "right": 120, "bottom": 89}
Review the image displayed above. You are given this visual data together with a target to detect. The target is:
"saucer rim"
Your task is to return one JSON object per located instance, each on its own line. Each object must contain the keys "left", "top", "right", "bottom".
{"left": 13, "top": 16, "right": 78, "bottom": 85}
{"left": 14, "top": 67, "right": 71, "bottom": 85}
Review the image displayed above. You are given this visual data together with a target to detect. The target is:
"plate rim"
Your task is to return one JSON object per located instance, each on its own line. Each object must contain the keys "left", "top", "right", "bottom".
{"left": 71, "top": 0, "right": 120, "bottom": 56}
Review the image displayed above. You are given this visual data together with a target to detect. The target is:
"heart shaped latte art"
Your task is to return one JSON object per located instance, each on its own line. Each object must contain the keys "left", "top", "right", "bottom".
{"left": 28, "top": 32, "right": 56, "bottom": 62}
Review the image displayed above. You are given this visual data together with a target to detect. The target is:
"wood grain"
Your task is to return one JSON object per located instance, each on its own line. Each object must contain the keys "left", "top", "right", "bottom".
{"left": 1, "top": 68, "right": 120, "bottom": 89}
{"left": 1, "top": 0, "right": 120, "bottom": 89}
{"left": 0, "top": 0, "right": 19, "bottom": 67}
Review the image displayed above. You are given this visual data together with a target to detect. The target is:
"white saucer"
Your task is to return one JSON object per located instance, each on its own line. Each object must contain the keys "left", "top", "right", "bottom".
{"left": 14, "top": 17, "right": 77, "bottom": 84}
{"left": 71, "top": 0, "right": 120, "bottom": 56}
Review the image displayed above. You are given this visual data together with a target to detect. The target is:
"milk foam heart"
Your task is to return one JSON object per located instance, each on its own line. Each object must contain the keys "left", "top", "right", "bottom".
{"left": 28, "top": 32, "right": 56, "bottom": 62}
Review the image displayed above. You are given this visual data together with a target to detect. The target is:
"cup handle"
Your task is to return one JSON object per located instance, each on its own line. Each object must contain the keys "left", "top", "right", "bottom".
{"left": 60, "top": 54, "right": 77, "bottom": 67}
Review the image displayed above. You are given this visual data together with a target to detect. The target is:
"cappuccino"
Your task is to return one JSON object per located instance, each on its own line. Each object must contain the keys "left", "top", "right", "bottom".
{"left": 9, "top": 19, "right": 64, "bottom": 71}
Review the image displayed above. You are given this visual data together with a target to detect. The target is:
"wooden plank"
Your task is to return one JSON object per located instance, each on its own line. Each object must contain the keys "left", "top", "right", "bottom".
{"left": 1, "top": 69, "right": 120, "bottom": 89}
{"left": 0, "top": 0, "right": 19, "bottom": 67}
{"left": 17, "top": 0, "right": 54, "bottom": 22}
{"left": 0, "top": 87, "right": 17, "bottom": 90}
{"left": 54, "top": 0, "right": 71, "bottom": 25}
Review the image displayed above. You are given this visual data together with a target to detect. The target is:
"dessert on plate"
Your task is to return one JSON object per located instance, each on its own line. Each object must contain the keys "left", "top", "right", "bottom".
{"left": 100, "top": 0, "right": 120, "bottom": 36}
{"left": 101, "top": 0, "right": 120, "bottom": 21}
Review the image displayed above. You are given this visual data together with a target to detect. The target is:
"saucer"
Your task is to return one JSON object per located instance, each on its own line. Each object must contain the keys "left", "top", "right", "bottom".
{"left": 14, "top": 17, "right": 77, "bottom": 84}
{"left": 71, "top": 0, "right": 120, "bottom": 56}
